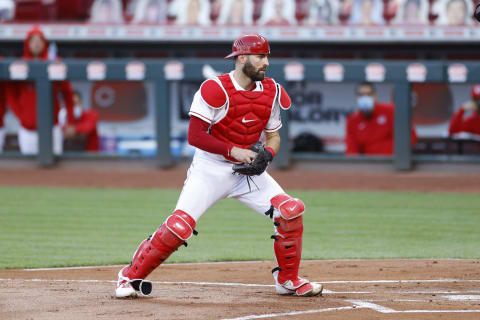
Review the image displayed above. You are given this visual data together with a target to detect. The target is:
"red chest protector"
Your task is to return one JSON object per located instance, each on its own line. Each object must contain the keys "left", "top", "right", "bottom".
{"left": 209, "top": 74, "right": 277, "bottom": 162}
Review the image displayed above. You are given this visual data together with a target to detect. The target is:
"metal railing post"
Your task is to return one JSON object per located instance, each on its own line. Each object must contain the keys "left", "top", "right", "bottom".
{"left": 154, "top": 77, "right": 172, "bottom": 168}
{"left": 394, "top": 81, "right": 412, "bottom": 171}
{"left": 35, "top": 78, "right": 54, "bottom": 167}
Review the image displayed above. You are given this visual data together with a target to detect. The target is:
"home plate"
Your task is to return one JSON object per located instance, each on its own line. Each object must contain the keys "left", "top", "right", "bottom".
{"left": 443, "top": 295, "right": 480, "bottom": 301}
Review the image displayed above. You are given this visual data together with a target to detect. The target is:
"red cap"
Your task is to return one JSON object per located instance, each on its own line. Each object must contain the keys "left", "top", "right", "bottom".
{"left": 472, "top": 84, "right": 480, "bottom": 99}
{"left": 225, "top": 34, "right": 270, "bottom": 59}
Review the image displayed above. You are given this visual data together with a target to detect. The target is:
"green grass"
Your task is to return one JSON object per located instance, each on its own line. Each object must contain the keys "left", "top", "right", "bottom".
{"left": 0, "top": 186, "right": 479, "bottom": 269}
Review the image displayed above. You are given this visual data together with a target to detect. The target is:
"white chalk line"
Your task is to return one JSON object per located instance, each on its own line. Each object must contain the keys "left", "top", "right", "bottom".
{"left": 220, "top": 306, "right": 361, "bottom": 320}
{"left": 1, "top": 278, "right": 479, "bottom": 293}
{"left": 0, "top": 278, "right": 365, "bottom": 293}
{"left": 14, "top": 273, "right": 480, "bottom": 285}
{"left": 443, "top": 295, "right": 480, "bottom": 301}
{"left": 322, "top": 279, "right": 480, "bottom": 284}
{"left": 347, "top": 300, "right": 480, "bottom": 314}
{"left": 3, "top": 278, "right": 480, "bottom": 317}
{"left": 347, "top": 300, "right": 397, "bottom": 313}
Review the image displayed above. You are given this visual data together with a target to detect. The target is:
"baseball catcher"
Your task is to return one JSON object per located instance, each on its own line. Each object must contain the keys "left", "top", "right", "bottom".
{"left": 115, "top": 34, "right": 323, "bottom": 298}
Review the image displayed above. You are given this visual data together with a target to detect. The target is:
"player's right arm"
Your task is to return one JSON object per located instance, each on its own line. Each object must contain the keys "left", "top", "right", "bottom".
{"left": 188, "top": 79, "right": 256, "bottom": 163}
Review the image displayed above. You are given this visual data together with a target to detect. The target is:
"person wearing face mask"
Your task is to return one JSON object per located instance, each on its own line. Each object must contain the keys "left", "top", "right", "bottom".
{"left": 448, "top": 84, "right": 480, "bottom": 136}
{"left": 345, "top": 82, "right": 417, "bottom": 156}
{"left": 5, "top": 26, "right": 74, "bottom": 155}
{"left": 61, "top": 91, "right": 100, "bottom": 152}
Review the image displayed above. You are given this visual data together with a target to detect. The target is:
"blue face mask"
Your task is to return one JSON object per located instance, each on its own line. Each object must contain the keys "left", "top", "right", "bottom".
{"left": 357, "top": 95, "right": 374, "bottom": 112}
{"left": 74, "top": 105, "right": 83, "bottom": 119}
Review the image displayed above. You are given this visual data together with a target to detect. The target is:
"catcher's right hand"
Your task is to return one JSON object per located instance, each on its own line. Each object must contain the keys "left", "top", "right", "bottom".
{"left": 232, "top": 143, "right": 273, "bottom": 176}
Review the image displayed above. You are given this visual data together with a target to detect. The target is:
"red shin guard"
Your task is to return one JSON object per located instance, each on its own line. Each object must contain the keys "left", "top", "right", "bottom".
{"left": 124, "top": 210, "right": 196, "bottom": 280}
{"left": 271, "top": 194, "right": 305, "bottom": 285}
{"left": 274, "top": 218, "right": 303, "bottom": 284}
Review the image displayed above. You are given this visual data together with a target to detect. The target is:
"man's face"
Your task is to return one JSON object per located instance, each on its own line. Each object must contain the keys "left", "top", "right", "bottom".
{"left": 73, "top": 93, "right": 82, "bottom": 107}
{"left": 29, "top": 34, "right": 45, "bottom": 58}
{"left": 356, "top": 84, "right": 376, "bottom": 99}
{"left": 242, "top": 54, "right": 269, "bottom": 81}
{"left": 356, "top": 84, "right": 376, "bottom": 117}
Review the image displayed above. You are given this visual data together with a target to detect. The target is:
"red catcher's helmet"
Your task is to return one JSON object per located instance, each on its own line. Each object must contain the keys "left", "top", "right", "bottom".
{"left": 471, "top": 84, "right": 480, "bottom": 99}
{"left": 225, "top": 34, "right": 270, "bottom": 59}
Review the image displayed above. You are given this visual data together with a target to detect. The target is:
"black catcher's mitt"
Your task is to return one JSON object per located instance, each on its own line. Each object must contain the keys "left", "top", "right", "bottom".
{"left": 232, "top": 142, "right": 273, "bottom": 176}
{"left": 475, "top": 4, "right": 480, "bottom": 22}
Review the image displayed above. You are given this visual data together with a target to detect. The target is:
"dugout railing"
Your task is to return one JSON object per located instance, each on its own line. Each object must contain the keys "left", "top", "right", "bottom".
{"left": 1, "top": 58, "right": 480, "bottom": 171}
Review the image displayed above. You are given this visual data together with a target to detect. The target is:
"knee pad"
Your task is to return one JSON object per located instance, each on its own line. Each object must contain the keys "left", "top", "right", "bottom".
{"left": 126, "top": 210, "right": 197, "bottom": 280}
{"left": 270, "top": 194, "right": 305, "bottom": 236}
{"left": 152, "top": 210, "right": 197, "bottom": 249}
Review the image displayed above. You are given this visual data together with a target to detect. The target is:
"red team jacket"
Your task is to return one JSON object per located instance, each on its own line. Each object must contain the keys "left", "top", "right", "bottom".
{"left": 71, "top": 109, "right": 100, "bottom": 152}
{"left": 448, "top": 109, "right": 480, "bottom": 135}
{"left": 5, "top": 27, "right": 74, "bottom": 130}
{"left": 345, "top": 102, "right": 418, "bottom": 156}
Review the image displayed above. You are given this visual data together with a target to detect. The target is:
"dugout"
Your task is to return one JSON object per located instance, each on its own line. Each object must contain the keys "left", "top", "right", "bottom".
{"left": 1, "top": 57, "right": 480, "bottom": 171}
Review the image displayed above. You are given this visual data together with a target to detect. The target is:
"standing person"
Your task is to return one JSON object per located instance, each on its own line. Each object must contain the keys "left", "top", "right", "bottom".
{"left": 115, "top": 34, "right": 323, "bottom": 299}
{"left": 5, "top": 26, "right": 74, "bottom": 155}
{"left": 448, "top": 84, "right": 480, "bottom": 135}
{"left": 345, "top": 82, "right": 417, "bottom": 155}
{"left": 60, "top": 91, "right": 100, "bottom": 152}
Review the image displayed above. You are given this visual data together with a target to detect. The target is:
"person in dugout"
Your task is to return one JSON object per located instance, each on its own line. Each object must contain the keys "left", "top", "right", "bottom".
{"left": 5, "top": 26, "right": 74, "bottom": 155}
{"left": 345, "top": 82, "right": 417, "bottom": 156}
{"left": 60, "top": 91, "right": 100, "bottom": 152}
{"left": 448, "top": 84, "right": 480, "bottom": 136}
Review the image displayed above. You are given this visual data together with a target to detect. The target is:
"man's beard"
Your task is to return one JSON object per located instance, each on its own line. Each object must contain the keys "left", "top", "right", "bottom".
{"left": 242, "top": 60, "right": 266, "bottom": 81}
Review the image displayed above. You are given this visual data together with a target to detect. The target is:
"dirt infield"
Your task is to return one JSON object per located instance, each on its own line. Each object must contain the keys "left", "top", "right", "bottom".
{"left": 1, "top": 162, "right": 480, "bottom": 192}
{"left": 1, "top": 162, "right": 480, "bottom": 319}
{"left": 1, "top": 260, "right": 480, "bottom": 320}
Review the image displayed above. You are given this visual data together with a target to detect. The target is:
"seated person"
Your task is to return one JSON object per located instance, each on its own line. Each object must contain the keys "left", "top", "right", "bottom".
{"left": 304, "top": 0, "right": 339, "bottom": 25}
{"left": 169, "top": 0, "right": 211, "bottom": 25}
{"left": 0, "top": 0, "right": 14, "bottom": 22}
{"left": 217, "top": 0, "right": 253, "bottom": 25}
{"left": 345, "top": 82, "right": 417, "bottom": 156}
{"left": 347, "top": 0, "right": 385, "bottom": 25}
{"left": 392, "top": 0, "right": 429, "bottom": 25}
{"left": 89, "top": 0, "right": 125, "bottom": 23}
{"left": 131, "top": 0, "right": 168, "bottom": 24}
{"left": 258, "top": 0, "right": 296, "bottom": 26}
{"left": 448, "top": 84, "right": 480, "bottom": 135}
{"left": 60, "top": 91, "right": 100, "bottom": 152}
{"left": 434, "top": 0, "right": 474, "bottom": 25}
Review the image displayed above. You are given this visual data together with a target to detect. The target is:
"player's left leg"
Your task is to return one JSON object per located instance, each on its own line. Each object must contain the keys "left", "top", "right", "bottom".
{"left": 231, "top": 173, "right": 323, "bottom": 297}
{"left": 269, "top": 194, "right": 322, "bottom": 296}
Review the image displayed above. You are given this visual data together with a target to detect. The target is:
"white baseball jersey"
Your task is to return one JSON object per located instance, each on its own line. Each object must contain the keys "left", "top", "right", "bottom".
{"left": 175, "top": 71, "right": 285, "bottom": 221}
